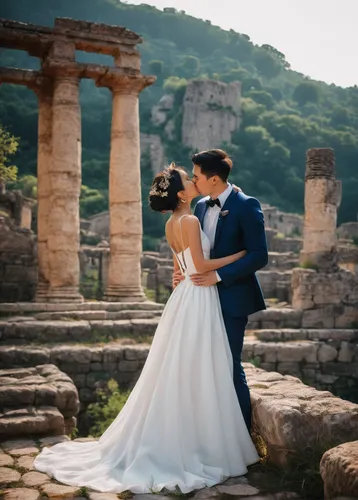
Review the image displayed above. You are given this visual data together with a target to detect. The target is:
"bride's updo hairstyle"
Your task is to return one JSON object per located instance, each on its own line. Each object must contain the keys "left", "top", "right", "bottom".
{"left": 191, "top": 148, "right": 232, "bottom": 181}
{"left": 149, "top": 163, "right": 185, "bottom": 212}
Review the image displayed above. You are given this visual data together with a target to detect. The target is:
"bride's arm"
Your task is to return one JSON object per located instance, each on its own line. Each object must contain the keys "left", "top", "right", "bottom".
{"left": 181, "top": 215, "right": 246, "bottom": 274}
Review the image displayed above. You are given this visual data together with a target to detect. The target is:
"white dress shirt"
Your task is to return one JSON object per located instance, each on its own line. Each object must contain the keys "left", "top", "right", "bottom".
{"left": 203, "top": 183, "right": 233, "bottom": 282}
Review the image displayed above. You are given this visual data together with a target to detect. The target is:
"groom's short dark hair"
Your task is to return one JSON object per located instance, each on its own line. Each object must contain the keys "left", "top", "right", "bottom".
{"left": 191, "top": 149, "right": 233, "bottom": 182}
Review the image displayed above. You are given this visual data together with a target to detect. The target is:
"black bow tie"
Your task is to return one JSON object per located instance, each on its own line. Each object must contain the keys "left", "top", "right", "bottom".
{"left": 206, "top": 198, "right": 221, "bottom": 208}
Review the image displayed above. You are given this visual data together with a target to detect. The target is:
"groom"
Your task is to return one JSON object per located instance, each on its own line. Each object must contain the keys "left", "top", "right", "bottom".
{"left": 175, "top": 149, "right": 268, "bottom": 432}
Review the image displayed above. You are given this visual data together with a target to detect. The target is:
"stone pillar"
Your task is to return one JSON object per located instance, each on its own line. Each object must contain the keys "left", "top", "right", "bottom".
{"left": 43, "top": 74, "right": 83, "bottom": 302}
{"left": 290, "top": 148, "right": 358, "bottom": 327}
{"left": 103, "top": 77, "right": 151, "bottom": 301}
{"left": 300, "top": 148, "right": 342, "bottom": 272}
{"left": 35, "top": 83, "right": 53, "bottom": 300}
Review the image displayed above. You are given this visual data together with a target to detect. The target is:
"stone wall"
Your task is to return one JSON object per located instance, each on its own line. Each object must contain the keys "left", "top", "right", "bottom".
{"left": 87, "top": 211, "right": 109, "bottom": 239}
{"left": 140, "top": 133, "right": 167, "bottom": 174}
{"left": 263, "top": 205, "right": 303, "bottom": 236}
{"left": 292, "top": 268, "right": 358, "bottom": 328}
{"left": 337, "top": 221, "right": 358, "bottom": 241}
{"left": 2, "top": 338, "right": 357, "bottom": 432}
{"left": 79, "top": 245, "right": 109, "bottom": 299}
{"left": 244, "top": 332, "right": 358, "bottom": 403}
{"left": 0, "top": 217, "right": 37, "bottom": 302}
{"left": 181, "top": 79, "right": 241, "bottom": 151}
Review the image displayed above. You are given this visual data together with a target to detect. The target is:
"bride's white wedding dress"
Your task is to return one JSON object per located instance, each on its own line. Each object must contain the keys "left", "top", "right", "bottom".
{"left": 34, "top": 228, "right": 259, "bottom": 494}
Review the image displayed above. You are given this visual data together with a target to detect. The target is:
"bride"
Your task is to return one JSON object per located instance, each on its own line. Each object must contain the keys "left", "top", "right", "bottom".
{"left": 34, "top": 163, "right": 259, "bottom": 494}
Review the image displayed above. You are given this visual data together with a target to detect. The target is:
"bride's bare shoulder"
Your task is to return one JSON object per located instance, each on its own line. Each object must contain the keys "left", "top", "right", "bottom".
{"left": 180, "top": 215, "right": 200, "bottom": 230}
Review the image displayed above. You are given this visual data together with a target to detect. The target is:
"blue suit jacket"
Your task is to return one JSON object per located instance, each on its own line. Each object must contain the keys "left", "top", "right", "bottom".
{"left": 194, "top": 190, "right": 268, "bottom": 317}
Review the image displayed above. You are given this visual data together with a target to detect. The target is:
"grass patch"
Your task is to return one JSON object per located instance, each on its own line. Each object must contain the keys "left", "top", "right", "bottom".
{"left": 87, "top": 379, "right": 131, "bottom": 437}
{"left": 299, "top": 260, "right": 318, "bottom": 271}
{"left": 248, "top": 356, "right": 261, "bottom": 368}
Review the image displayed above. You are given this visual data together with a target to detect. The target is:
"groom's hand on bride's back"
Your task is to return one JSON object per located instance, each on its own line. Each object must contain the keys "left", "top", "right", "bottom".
{"left": 190, "top": 271, "right": 218, "bottom": 287}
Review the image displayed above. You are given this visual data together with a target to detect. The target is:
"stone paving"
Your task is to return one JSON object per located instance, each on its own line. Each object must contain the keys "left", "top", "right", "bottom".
{"left": 0, "top": 437, "right": 304, "bottom": 500}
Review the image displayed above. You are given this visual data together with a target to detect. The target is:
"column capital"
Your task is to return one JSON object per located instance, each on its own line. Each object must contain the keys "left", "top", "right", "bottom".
{"left": 98, "top": 73, "right": 156, "bottom": 95}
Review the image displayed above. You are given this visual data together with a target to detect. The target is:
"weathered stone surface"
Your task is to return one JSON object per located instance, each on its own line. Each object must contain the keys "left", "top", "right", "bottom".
{"left": 181, "top": 79, "right": 241, "bottom": 151}
{"left": 89, "top": 493, "right": 121, "bottom": 500}
{"left": 0, "top": 466, "right": 21, "bottom": 485}
{"left": 2, "top": 488, "right": 40, "bottom": 500}
{"left": 2, "top": 439, "right": 38, "bottom": 456}
{"left": 22, "top": 470, "right": 51, "bottom": 487}
{"left": 0, "top": 365, "right": 79, "bottom": 438}
{"left": 245, "top": 364, "right": 358, "bottom": 467}
{"left": 320, "top": 441, "right": 358, "bottom": 499}
{"left": 39, "top": 435, "right": 70, "bottom": 448}
{"left": 338, "top": 341, "right": 355, "bottom": 363}
{"left": 318, "top": 344, "right": 338, "bottom": 362}
{"left": 16, "top": 454, "right": 35, "bottom": 470}
{"left": 0, "top": 453, "right": 14, "bottom": 466}
{"left": 216, "top": 484, "right": 260, "bottom": 496}
{"left": 193, "top": 487, "right": 220, "bottom": 499}
{"left": 40, "top": 483, "right": 81, "bottom": 498}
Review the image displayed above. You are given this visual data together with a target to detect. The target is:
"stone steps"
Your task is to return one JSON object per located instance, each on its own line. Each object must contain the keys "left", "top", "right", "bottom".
{"left": 0, "top": 365, "right": 79, "bottom": 438}
{"left": 33, "top": 309, "right": 163, "bottom": 321}
{"left": 0, "top": 300, "right": 164, "bottom": 317}
{"left": 253, "top": 328, "right": 358, "bottom": 342}
{"left": 0, "top": 319, "right": 159, "bottom": 345}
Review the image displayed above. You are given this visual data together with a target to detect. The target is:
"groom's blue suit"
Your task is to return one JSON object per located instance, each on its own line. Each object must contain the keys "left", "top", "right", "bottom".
{"left": 194, "top": 189, "right": 268, "bottom": 431}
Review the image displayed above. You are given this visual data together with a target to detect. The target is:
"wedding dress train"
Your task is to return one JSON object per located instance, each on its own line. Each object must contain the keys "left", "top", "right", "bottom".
{"left": 34, "top": 229, "right": 259, "bottom": 493}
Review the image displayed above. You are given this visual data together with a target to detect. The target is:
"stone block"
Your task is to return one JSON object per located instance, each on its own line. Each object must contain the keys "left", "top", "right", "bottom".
{"left": 253, "top": 343, "right": 277, "bottom": 363}
{"left": 103, "top": 346, "right": 124, "bottom": 364}
{"left": 302, "top": 309, "right": 335, "bottom": 329}
{"left": 338, "top": 341, "right": 354, "bottom": 363}
{"left": 79, "top": 388, "right": 96, "bottom": 403}
{"left": 318, "top": 344, "right": 338, "bottom": 362}
{"left": 246, "top": 364, "right": 358, "bottom": 468}
{"left": 118, "top": 360, "right": 140, "bottom": 372}
{"left": 90, "top": 362, "right": 103, "bottom": 371}
{"left": 102, "top": 362, "right": 117, "bottom": 373}
{"left": 276, "top": 362, "right": 301, "bottom": 376}
{"left": 86, "top": 372, "right": 108, "bottom": 389}
{"left": 320, "top": 440, "right": 358, "bottom": 499}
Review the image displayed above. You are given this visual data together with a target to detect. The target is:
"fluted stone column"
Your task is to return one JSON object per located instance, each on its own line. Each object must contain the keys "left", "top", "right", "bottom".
{"left": 103, "top": 76, "right": 153, "bottom": 301}
{"left": 300, "top": 148, "right": 342, "bottom": 272}
{"left": 43, "top": 74, "right": 83, "bottom": 302}
{"left": 35, "top": 83, "right": 53, "bottom": 300}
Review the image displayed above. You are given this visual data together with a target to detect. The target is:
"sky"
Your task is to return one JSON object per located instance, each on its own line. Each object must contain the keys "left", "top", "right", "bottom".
{"left": 128, "top": 0, "right": 358, "bottom": 88}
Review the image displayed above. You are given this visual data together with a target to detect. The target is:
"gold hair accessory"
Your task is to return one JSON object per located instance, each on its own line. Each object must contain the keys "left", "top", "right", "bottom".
{"left": 149, "top": 170, "right": 170, "bottom": 197}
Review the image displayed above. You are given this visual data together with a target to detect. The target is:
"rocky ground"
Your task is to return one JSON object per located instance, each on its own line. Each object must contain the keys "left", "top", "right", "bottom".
{"left": 0, "top": 436, "right": 306, "bottom": 500}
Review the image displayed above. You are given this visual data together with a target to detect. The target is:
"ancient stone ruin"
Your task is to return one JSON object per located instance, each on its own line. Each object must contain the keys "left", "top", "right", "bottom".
{"left": 292, "top": 148, "right": 358, "bottom": 328}
{"left": 0, "top": 17, "right": 155, "bottom": 303}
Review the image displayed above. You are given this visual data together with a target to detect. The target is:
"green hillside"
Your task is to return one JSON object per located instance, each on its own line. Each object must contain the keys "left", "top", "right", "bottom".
{"left": 1, "top": 0, "right": 357, "bottom": 248}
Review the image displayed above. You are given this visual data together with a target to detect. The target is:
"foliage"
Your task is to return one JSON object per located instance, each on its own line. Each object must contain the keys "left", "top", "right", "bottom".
{"left": 1, "top": 0, "right": 357, "bottom": 248}
{"left": 0, "top": 123, "right": 19, "bottom": 183}
{"left": 87, "top": 379, "right": 130, "bottom": 437}
{"left": 8, "top": 175, "right": 37, "bottom": 198}
{"left": 293, "top": 81, "right": 321, "bottom": 106}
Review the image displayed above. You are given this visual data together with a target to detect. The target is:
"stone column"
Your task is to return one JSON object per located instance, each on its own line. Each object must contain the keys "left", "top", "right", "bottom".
{"left": 103, "top": 76, "right": 153, "bottom": 301}
{"left": 35, "top": 83, "right": 53, "bottom": 300}
{"left": 300, "top": 148, "right": 342, "bottom": 272}
{"left": 43, "top": 74, "right": 83, "bottom": 302}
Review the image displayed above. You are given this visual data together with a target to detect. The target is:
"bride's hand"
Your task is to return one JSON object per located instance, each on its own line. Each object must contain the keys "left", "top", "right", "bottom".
{"left": 232, "top": 184, "right": 242, "bottom": 193}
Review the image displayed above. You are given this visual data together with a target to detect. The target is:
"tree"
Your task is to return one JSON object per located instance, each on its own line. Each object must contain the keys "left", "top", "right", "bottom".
{"left": 253, "top": 49, "right": 282, "bottom": 79}
{"left": 261, "top": 44, "right": 290, "bottom": 69}
{"left": 246, "top": 90, "right": 275, "bottom": 110}
{"left": 149, "top": 59, "right": 164, "bottom": 76}
{"left": 293, "top": 82, "right": 320, "bottom": 106}
{"left": 0, "top": 124, "right": 19, "bottom": 188}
